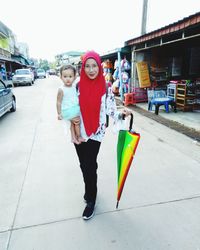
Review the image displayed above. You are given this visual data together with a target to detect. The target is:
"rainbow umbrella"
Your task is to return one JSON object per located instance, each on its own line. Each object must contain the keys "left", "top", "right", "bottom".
{"left": 116, "top": 113, "right": 140, "bottom": 208}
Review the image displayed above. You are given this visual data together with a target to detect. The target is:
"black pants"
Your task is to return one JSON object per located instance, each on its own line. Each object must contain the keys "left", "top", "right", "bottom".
{"left": 74, "top": 139, "right": 101, "bottom": 204}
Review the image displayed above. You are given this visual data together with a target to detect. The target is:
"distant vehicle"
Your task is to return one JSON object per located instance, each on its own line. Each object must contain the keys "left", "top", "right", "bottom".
{"left": 32, "top": 69, "right": 37, "bottom": 80}
{"left": 12, "top": 68, "right": 34, "bottom": 87}
{"left": 0, "top": 79, "right": 16, "bottom": 118}
{"left": 49, "top": 69, "right": 56, "bottom": 75}
{"left": 36, "top": 68, "right": 46, "bottom": 79}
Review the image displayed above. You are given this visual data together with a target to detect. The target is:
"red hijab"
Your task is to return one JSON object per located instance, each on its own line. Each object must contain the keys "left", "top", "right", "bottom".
{"left": 79, "top": 51, "right": 106, "bottom": 136}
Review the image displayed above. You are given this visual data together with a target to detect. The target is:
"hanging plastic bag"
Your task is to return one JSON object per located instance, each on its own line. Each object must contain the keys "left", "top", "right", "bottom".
{"left": 112, "top": 118, "right": 126, "bottom": 134}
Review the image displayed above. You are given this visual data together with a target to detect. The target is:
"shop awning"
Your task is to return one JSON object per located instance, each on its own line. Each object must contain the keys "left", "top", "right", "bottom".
{"left": 100, "top": 47, "right": 131, "bottom": 60}
{"left": 11, "top": 55, "right": 31, "bottom": 66}
{"left": 125, "top": 11, "right": 200, "bottom": 47}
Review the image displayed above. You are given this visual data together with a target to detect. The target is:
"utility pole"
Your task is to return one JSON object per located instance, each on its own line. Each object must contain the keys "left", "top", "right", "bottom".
{"left": 141, "top": 0, "right": 148, "bottom": 35}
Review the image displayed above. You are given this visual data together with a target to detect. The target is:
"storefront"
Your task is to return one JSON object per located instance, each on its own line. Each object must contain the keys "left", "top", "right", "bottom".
{"left": 125, "top": 11, "right": 200, "bottom": 111}
{"left": 0, "top": 54, "right": 32, "bottom": 81}
{"left": 0, "top": 21, "right": 33, "bottom": 81}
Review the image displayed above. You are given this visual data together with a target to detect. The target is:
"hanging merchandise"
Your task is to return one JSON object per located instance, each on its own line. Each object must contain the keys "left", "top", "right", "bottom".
{"left": 114, "top": 59, "right": 119, "bottom": 69}
{"left": 121, "top": 71, "right": 129, "bottom": 93}
{"left": 112, "top": 65, "right": 130, "bottom": 95}
{"left": 102, "top": 59, "right": 113, "bottom": 76}
{"left": 106, "top": 59, "right": 113, "bottom": 69}
{"left": 112, "top": 79, "right": 120, "bottom": 95}
{"left": 121, "top": 57, "right": 131, "bottom": 71}
{"left": 112, "top": 56, "right": 131, "bottom": 96}
{"left": 113, "top": 68, "right": 119, "bottom": 81}
{"left": 105, "top": 72, "right": 113, "bottom": 83}
{"left": 122, "top": 71, "right": 129, "bottom": 83}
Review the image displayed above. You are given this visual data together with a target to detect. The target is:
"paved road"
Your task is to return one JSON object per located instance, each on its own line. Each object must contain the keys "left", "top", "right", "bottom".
{"left": 0, "top": 76, "right": 200, "bottom": 250}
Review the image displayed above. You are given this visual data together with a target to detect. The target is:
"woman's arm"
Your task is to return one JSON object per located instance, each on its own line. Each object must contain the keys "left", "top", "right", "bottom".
{"left": 106, "top": 86, "right": 131, "bottom": 121}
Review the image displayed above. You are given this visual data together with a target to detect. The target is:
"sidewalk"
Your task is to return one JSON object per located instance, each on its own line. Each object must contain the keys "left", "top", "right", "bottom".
{"left": 116, "top": 97, "right": 200, "bottom": 142}
{"left": 136, "top": 102, "right": 200, "bottom": 132}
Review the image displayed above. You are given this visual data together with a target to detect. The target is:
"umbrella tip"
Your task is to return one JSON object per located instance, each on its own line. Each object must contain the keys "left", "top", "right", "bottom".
{"left": 116, "top": 201, "right": 119, "bottom": 209}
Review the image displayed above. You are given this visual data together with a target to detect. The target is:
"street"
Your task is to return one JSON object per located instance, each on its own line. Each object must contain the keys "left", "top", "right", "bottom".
{"left": 0, "top": 76, "right": 200, "bottom": 250}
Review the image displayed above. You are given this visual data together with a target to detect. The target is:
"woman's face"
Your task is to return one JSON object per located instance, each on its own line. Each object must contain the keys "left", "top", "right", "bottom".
{"left": 84, "top": 58, "right": 99, "bottom": 79}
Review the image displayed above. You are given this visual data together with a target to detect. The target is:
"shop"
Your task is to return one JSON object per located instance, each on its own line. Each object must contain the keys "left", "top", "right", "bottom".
{"left": 1, "top": 56, "right": 34, "bottom": 83}
{"left": 0, "top": 21, "right": 33, "bottom": 81}
{"left": 125, "top": 11, "right": 200, "bottom": 112}
{"left": 0, "top": 48, "right": 12, "bottom": 80}
{"left": 100, "top": 47, "right": 131, "bottom": 101}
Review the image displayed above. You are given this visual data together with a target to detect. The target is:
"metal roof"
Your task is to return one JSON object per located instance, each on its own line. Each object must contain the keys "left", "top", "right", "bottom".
{"left": 100, "top": 47, "right": 131, "bottom": 60}
{"left": 58, "top": 51, "right": 85, "bottom": 57}
{"left": 125, "top": 11, "right": 200, "bottom": 46}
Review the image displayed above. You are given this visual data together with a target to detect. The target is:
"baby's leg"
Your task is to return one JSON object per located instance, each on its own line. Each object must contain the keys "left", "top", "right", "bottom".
{"left": 70, "top": 121, "right": 79, "bottom": 144}
{"left": 71, "top": 116, "right": 85, "bottom": 143}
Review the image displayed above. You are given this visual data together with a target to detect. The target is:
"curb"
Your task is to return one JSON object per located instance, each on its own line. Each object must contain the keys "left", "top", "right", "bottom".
{"left": 115, "top": 97, "right": 200, "bottom": 142}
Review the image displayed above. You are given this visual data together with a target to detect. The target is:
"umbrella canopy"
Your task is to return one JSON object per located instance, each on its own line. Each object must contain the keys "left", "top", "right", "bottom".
{"left": 116, "top": 113, "right": 140, "bottom": 208}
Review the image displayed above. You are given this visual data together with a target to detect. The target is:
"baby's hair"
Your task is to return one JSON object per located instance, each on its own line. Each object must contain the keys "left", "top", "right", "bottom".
{"left": 60, "top": 64, "right": 76, "bottom": 76}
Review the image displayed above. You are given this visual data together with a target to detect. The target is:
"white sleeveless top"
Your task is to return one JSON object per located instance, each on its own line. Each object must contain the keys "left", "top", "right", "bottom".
{"left": 60, "top": 84, "right": 79, "bottom": 110}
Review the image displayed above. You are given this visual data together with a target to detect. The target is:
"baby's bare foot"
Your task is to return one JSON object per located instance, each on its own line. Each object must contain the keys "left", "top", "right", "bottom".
{"left": 78, "top": 137, "right": 85, "bottom": 143}
{"left": 71, "top": 138, "right": 80, "bottom": 144}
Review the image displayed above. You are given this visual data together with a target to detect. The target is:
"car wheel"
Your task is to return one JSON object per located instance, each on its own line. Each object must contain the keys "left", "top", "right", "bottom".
{"left": 13, "top": 83, "right": 17, "bottom": 87}
{"left": 10, "top": 97, "right": 16, "bottom": 112}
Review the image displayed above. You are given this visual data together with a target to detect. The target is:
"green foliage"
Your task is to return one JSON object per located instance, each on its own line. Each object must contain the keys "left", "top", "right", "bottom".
{"left": 38, "top": 59, "right": 50, "bottom": 71}
{"left": 49, "top": 61, "right": 57, "bottom": 69}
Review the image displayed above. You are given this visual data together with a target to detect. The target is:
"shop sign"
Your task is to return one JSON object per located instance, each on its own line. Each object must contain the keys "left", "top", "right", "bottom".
{"left": 136, "top": 61, "right": 151, "bottom": 88}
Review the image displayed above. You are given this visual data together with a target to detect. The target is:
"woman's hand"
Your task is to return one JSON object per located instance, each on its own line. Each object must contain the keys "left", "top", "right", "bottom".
{"left": 121, "top": 109, "right": 132, "bottom": 118}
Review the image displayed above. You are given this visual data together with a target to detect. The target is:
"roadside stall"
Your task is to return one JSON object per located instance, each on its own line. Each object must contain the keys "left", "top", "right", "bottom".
{"left": 100, "top": 47, "right": 131, "bottom": 102}
{"left": 124, "top": 11, "right": 200, "bottom": 112}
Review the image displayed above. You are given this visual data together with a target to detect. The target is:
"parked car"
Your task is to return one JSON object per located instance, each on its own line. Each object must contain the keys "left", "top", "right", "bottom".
{"left": 0, "top": 79, "right": 16, "bottom": 118}
{"left": 12, "top": 68, "right": 34, "bottom": 87}
{"left": 49, "top": 69, "right": 56, "bottom": 75}
{"left": 36, "top": 68, "right": 46, "bottom": 78}
{"left": 32, "top": 69, "right": 37, "bottom": 80}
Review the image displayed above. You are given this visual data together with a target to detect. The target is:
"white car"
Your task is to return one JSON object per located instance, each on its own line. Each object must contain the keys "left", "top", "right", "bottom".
{"left": 12, "top": 69, "right": 34, "bottom": 87}
{"left": 36, "top": 69, "right": 46, "bottom": 78}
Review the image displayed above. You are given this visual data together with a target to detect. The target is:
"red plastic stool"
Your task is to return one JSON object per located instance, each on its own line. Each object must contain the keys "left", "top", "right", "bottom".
{"left": 123, "top": 92, "right": 136, "bottom": 106}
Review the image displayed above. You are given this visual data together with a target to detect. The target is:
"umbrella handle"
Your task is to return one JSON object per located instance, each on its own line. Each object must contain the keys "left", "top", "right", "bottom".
{"left": 129, "top": 113, "right": 133, "bottom": 131}
{"left": 122, "top": 112, "right": 134, "bottom": 131}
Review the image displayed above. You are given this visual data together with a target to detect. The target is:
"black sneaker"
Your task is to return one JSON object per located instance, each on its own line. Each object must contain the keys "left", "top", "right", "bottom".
{"left": 82, "top": 202, "right": 95, "bottom": 220}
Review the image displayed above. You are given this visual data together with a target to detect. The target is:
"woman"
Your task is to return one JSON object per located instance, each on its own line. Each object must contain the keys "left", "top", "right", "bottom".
{"left": 75, "top": 51, "right": 131, "bottom": 220}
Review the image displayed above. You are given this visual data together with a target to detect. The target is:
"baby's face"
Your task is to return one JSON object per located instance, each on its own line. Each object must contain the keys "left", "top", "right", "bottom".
{"left": 61, "top": 69, "right": 76, "bottom": 86}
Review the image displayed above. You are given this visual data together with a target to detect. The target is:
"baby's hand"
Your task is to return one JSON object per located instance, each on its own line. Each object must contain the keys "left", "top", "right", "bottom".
{"left": 58, "top": 114, "right": 63, "bottom": 120}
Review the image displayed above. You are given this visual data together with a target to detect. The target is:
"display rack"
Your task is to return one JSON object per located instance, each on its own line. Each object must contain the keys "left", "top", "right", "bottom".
{"left": 150, "top": 67, "right": 168, "bottom": 90}
{"left": 176, "top": 83, "right": 196, "bottom": 111}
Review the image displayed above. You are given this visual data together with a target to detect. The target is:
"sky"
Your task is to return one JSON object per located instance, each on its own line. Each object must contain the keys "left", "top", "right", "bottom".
{"left": 1, "top": 0, "right": 200, "bottom": 61}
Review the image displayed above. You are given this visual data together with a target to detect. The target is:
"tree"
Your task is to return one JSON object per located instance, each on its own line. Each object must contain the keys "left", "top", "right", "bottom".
{"left": 38, "top": 59, "right": 50, "bottom": 71}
